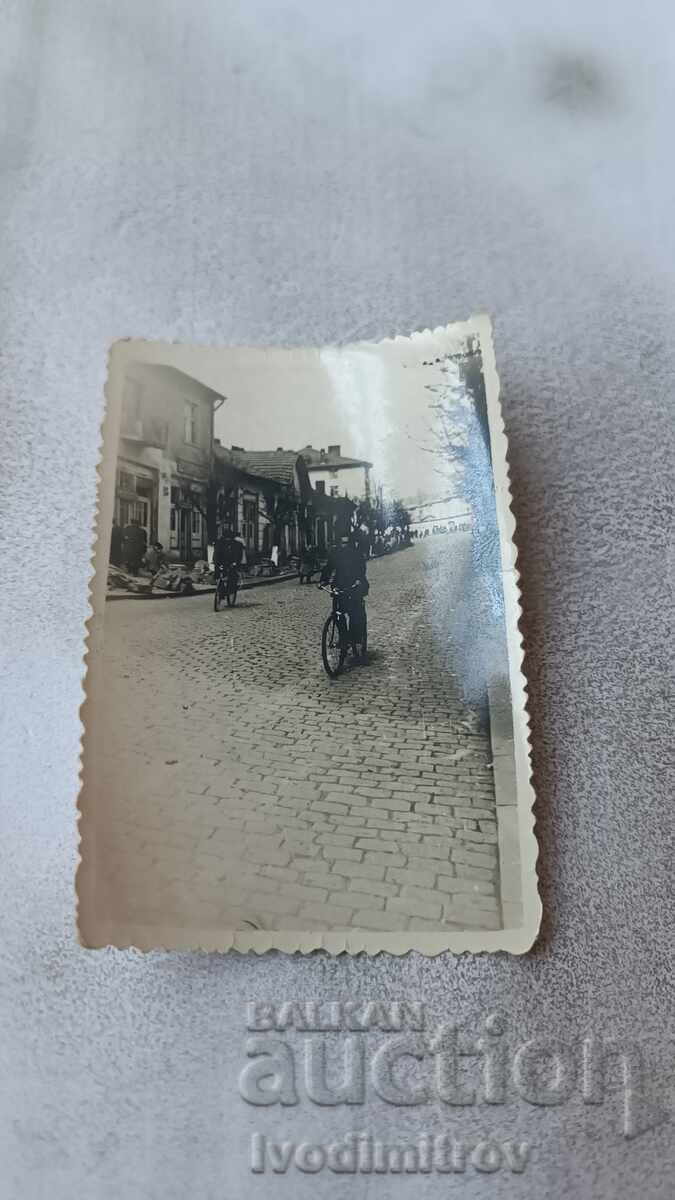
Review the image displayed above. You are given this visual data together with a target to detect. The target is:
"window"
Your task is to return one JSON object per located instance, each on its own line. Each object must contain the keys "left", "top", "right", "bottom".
{"left": 242, "top": 497, "right": 258, "bottom": 548}
{"left": 170, "top": 508, "right": 176, "bottom": 532}
{"left": 192, "top": 509, "right": 201, "bottom": 535}
{"left": 118, "top": 467, "right": 154, "bottom": 499}
{"left": 184, "top": 401, "right": 198, "bottom": 444}
{"left": 330, "top": 485, "right": 340, "bottom": 498}
{"left": 119, "top": 499, "right": 148, "bottom": 531}
{"left": 136, "top": 478, "right": 153, "bottom": 500}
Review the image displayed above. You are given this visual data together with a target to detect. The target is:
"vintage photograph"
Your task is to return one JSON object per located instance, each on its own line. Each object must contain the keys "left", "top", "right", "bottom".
{"left": 79, "top": 319, "right": 538, "bottom": 953}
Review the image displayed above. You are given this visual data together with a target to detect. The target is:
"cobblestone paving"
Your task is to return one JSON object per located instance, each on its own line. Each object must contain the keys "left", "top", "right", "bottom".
{"left": 91, "top": 534, "right": 501, "bottom": 934}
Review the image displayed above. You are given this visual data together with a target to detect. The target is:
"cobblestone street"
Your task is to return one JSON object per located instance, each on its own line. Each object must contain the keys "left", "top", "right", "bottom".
{"left": 91, "top": 534, "right": 501, "bottom": 934}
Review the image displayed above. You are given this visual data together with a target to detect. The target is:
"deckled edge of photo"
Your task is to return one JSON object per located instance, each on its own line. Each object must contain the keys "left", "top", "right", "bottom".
{"left": 76, "top": 317, "right": 541, "bottom": 956}
{"left": 76, "top": 336, "right": 124, "bottom": 952}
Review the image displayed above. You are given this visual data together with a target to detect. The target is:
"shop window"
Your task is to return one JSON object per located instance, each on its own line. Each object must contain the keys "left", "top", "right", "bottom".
{"left": 119, "top": 498, "right": 148, "bottom": 532}
{"left": 170, "top": 508, "right": 177, "bottom": 532}
{"left": 192, "top": 509, "right": 201, "bottom": 535}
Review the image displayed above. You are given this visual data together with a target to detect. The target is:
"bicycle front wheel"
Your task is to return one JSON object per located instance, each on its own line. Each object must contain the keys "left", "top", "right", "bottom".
{"left": 321, "top": 614, "right": 345, "bottom": 678}
{"left": 214, "top": 581, "right": 222, "bottom": 611}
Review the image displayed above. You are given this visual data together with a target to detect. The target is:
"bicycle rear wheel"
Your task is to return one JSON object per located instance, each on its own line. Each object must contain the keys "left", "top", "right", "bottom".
{"left": 226, "top": 578, "right": 238, "bottom": 607}
{"left": 322, "top": 614, "right": 346, "bottom": 678}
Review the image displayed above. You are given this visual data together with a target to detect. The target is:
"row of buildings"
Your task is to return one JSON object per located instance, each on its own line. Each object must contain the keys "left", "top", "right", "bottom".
{"left": 114, "top": 363, "right": 375, "bottom": 564}
{"left": 406, "top": 495, "right": 472, "bottom": 535}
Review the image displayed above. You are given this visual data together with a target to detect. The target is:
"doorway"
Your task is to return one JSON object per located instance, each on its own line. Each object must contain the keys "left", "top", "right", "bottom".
{"left": 179, "top": 507, "right": 193, "bottom": 563}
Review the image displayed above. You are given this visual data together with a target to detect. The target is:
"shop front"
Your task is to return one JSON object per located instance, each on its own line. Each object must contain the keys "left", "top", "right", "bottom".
{"left": 115, "top": 459, "right": 158, "bottom": 545}
{"left": 170, "top": 459, "right": 209, "bottom": 563}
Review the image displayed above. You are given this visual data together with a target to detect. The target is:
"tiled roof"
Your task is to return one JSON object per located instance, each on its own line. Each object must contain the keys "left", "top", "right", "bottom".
{"left": 298, "top": 445, "right": 372, "bottom": 470}
{"left": 215, "top": 444, "right": 301, "bottom": 485}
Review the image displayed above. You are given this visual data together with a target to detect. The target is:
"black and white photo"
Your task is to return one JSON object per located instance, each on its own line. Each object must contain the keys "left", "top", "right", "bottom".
{"left": 79, "top": 318, "right": 538, "bottom": 953}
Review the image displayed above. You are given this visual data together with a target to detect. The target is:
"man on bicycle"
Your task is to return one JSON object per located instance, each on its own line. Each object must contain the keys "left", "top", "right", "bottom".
{"left": 320, "top": 532, "right": 369, "bottom": 653}
{"left": 213, "top": 526, "right": 244, "bottom": 582}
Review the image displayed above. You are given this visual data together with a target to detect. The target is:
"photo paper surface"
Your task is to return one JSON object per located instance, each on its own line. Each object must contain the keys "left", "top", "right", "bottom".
{"left": 78, "top": 318, "right": 539, "bottom": 953}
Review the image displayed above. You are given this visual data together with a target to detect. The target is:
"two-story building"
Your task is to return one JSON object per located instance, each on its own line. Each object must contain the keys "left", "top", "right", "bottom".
{"left": 298, "top": 444, "right": 372, "bottom": 502}
{"left": 115, "top": 363, "right": 223, "bottom": 562}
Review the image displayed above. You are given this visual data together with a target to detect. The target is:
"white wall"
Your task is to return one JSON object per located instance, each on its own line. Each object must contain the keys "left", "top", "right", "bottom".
{"left": 309, "top": 463, "right": 368, "bottom": 499}
{"left": 409, "top": 496, "right": 472, "bottom": 533}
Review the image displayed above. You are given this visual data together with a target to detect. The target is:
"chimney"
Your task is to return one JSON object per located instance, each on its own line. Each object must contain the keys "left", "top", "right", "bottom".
{"left": 328, "top": 444, "right": 340, "bottom": 458}
{"left": 214, "top": 437, "right": 221, "bottom": 445}
{"left": 276, "top": 446, "right": 284, "bottom": 452}
{"left": 320, "top": 448, "right": 326, "bottom": 461}
{"left": 231, "top": 445, "right": 244, "bottom": 451}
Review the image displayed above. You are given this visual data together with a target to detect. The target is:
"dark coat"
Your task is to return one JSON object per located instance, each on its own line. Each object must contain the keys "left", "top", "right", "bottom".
{"left": 213, "top": 536, "right": 244, "bottom": 569}
{"left": 110, "top": 524, "right": 124, "bottom": 562}
{"left": 123, "top": 524, "right": 147, "bottom": 562}
{"left": 320, "top": 543, "right": 368, "bottom": 591}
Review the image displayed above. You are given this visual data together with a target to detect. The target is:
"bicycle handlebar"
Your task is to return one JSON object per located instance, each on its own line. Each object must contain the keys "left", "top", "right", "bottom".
{"left": 317, "top": 581, "right": 361, "bottom": 594}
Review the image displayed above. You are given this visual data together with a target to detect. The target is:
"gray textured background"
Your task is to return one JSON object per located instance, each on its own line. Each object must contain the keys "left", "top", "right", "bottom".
{"left": 1, "top": 2, "right": 673, "bottom": 1197}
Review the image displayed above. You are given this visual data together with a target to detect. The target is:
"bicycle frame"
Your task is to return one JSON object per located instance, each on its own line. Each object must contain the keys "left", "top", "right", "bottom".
{"left": 319, "top": 581, "right": 360, "bottom": 639}
{"left": 319, "top": 581, "right": 367, "bottom": 678}
{"left": 216, "top": 563, "right": 239, "bottom": 588}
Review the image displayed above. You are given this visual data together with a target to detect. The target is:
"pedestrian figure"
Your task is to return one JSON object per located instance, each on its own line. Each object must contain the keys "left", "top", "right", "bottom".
{"left": 234, "top": 532, "right": 248, "bottom": 569}
{"left": 110, "top": 519, "right": 123, "bottom": 566}
{"left": 122, "top": 518, "right": 147, "bottom": 575}
{"left": 145, "top": 541, "right": 165, "bottom": 574}
{"left": 270, "top": 544, "right": 279, "bottom": 571}
{"left": 299, "top": 542, "right": 318, "bottom": 583}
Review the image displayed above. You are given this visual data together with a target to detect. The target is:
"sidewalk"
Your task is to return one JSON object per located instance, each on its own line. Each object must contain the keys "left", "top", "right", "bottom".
{"left": 106, "top": 541, "right": 416, "bottom": 601}
{"left": 106, "top": 565, "right": 299, "bottom": 601}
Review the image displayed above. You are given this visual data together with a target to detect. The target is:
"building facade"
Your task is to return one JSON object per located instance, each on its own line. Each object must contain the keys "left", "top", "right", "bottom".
{"left": 210, "top": 443, "right": 358, "bottom": 561}
{"left": 307, "top": 483, "right": 355, "bottom": 551}
{"left": 211, "top": 444, "right": 313, "bottom": 560}
{"left": 299, "top": 444, "right": 372, "bottom": 502}
{"left": 406, "top": 494, "right": 472, "bottom": 535}
{"left": 115, "top": 363, "right": 223, "bottom": 562}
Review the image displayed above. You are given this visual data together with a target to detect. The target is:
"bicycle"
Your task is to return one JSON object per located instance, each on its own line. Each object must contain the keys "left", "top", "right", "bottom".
{"left": 214, "top": 564, "right": 239, "bottom": 610}
{"left": 319, "top": 582, "right": 368, "bottom": 678}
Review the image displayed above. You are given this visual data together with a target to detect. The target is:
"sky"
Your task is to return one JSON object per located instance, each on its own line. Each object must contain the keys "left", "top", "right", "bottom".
{"left": 127, "top": 331, "right": 471, "bottom": 503}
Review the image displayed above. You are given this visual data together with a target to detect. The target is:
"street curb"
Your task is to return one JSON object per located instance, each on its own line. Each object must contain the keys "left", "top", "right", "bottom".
{"left": 106, "top": 571, "right": 300, "bottom": 601}
{"left": 486, "top": 679, "right": 523, "bottom": 932}
{"left": 106, "top": 544, "right": 417, "bottom": 600}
